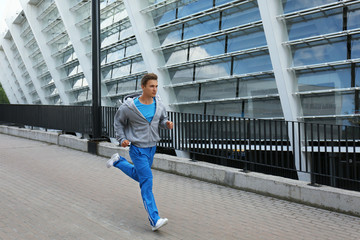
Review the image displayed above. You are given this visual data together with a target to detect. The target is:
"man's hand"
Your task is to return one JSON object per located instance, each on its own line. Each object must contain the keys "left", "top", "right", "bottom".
{"left": 166, "top": 121, "right": 173, "bottom": 130}
{"left": 121, "top": 139, "right": 130, "bottom": 148}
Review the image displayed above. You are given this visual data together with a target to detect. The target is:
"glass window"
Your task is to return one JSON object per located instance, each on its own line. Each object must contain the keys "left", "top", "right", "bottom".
{"left": 112, "top": 65, "right": 131, "bottom": 78}
{"left": 286, "top": 9, "right": 343, "bottom": 40}
{"left": 348, "top": 4, "right": 360, "bottom": 30}
{"left": 179, "top": 104, "right": 205, "bottom": 114}
{"left": 352, "top": 35, "right": 360, "bottom": 59}
{"left": 76, "top": 89, "right": 89, "bottom": 102}
{"left": 282, "top": 0, "right": 336, "bottom": 14}
{"left": 215, "top": 0, "right": 229, "bottom": 6}
{"left": 195, "top": 61, "right": 231, "bottom": 81}
{"left": 227, "top": 29, "right": 266, "bottom": 53}
{"left": 296, "top": 66, "right": 352, "bottom": 91}
{"left": 107, "top": 82, "right": 117, "bottom": 94}
{"left": 102, "top": 67, "right": 112, "bottom": 80}
{"left": 238, "top": 76, "right": 278, "bottom": 97}
{"left": 251, "top": 99, "right": 283, "bottom": 118}
{"left": 189, "top": 36, "right": 225, "bottom": 61}
{"left": 163, "top": 46, "right": 188, "bottom": 65}
{"left": 158, "top": 25, "right": 182, "bottom": 46}
{"left": 301, "top": 92, "right": 356, "bottom": 116}
{"left": 233, "top": 54, "right": 272, "bottom": 75}
{"left": 174, "top": 85, "right": 199, "bottom": 102}
{"left": 106, "top": 48, "right": 125, "bottom": 63}
{"left": 177, "top": 1, "right": 213, "bottom": 18}
{"left": 125, "top": 44, "right": 140, "bottom": 57}
{"left": 101, "top": 15, "right": 114, "bottom": 29}
{"left": 200, "top": 79, "right": 237, "bottom": 100}
{"left": 120, "top": 26, "right": 134, "bottom": 39}
{"left": 184, "top": 15, "right": 219, "bottom": 40}
{"left": 153, "top": 9, "right": 176, "bottom": 26}
{"left": 117, "top": 79, "right": 137, "bottom": 93}
{"left": 221, "top": 3, "right": 260, "bottom": 30}
{"left": 102, "top": 32, "right": 119, "bottom": 47}
{"left": 292, "top": 38, "right": 347, "bottom": 66}
{"left": 131, "top": 61, "right": 146, "bottom": 73}
{"left": 206, "top": 102, "right": 244, "bottom": 117}
{"left": 169, "top": 67, "right": 194, "bottom": 84}
{"left": 114, "top": 8, "right": 128, "bottom": 23}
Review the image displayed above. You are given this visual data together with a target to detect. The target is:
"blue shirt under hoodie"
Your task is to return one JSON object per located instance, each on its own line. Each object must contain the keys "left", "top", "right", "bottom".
{"left": 134, "top": 97, "right": 156, "bottom": 123}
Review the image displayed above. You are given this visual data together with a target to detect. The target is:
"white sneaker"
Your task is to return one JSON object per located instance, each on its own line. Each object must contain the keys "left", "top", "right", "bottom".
{"left": 151, "top": 218, "right": 168, "bottom": 231}
{"left": 106, "top": 153, "right": 119, "bottom": 168}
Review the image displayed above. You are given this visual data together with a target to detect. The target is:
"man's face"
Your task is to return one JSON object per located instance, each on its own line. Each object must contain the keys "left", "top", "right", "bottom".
{"left": 142, "top": 79, "right": 158, "bottom": 98}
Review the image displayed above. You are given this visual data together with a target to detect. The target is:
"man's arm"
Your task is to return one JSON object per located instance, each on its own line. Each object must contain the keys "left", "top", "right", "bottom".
{"left": 114, "top": 105, "right": 129, "bottom": 146}
{"left": 159, "top": 107, "right": 173, "bottom": 130}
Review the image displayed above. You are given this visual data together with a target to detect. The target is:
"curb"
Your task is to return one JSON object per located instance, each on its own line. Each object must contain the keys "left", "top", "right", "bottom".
{"left": 1, "top": 125, "right": 359, "bottom": 216}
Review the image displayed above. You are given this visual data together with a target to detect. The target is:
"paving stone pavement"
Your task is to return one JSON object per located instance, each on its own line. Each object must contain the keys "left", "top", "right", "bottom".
{"left": 1, "top": 133, "right": 360, "bottom": 240}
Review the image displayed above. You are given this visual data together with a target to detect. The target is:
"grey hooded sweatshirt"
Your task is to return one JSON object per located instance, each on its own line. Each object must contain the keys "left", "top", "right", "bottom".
{"left": 114, "top": 95, "right": 169, "bottom": 148}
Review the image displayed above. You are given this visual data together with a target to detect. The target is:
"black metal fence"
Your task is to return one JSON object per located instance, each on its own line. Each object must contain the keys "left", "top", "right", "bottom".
{"left": 1, "top": 104, "right": 359, "bottom": 191}
{"left": 0, "top": 104, "right": 92, "bottom": 134}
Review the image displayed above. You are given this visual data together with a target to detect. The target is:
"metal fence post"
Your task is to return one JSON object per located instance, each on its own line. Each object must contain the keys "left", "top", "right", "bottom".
{"left": 92, "top": 0, "right": 101, "bottom": 140}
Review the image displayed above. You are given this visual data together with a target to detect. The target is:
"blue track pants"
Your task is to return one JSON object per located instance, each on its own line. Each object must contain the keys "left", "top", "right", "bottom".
{"left": 113, "top": 144, "right": 160, "bottom": 226}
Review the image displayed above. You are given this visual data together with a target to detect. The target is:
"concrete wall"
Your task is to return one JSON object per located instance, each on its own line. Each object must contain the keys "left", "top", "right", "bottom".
{"left": 1, "top": 125, "right": 359, "bottom": 216}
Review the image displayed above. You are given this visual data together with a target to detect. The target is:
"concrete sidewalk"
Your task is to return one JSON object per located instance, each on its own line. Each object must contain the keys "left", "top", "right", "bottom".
{"left": 1, "top": 133, "right": 360, "bottom": 240}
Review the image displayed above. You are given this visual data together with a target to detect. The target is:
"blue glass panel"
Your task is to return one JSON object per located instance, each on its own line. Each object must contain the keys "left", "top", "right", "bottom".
{"left": 169, "top": 67, "right": 194, "bottom": 84}
{"left": 233, "top": 54, "right": 272, "bottom": 75}
{"left": 117, "top": 79, "right": 137, "bottom": 93}
{"left": 158, "top": 25, "right": 183, "bottom": 45}
{"left": 301, "top": 93, "right": 355, "bottom": 116}
{"left": 126, "top": 44, "right": 140, "bottom": 57}
{"left": 352, "top": 35, "right": 360, "bottom": 59}
{"left": 282, "top": 0, "right": 336, "bottom": 14}
{"left": 286, "top": 9, "right": 343, "bottom": 40}
{"left": 251, "top": 99, "right": 283, "bottom": 118}
{"left": 177, "top": 0, "right": 213, "bottom": 18}
{"left": 348, "top": 4, "right": 360, "bottom": 30}
{"left": 200, "top": 80, "right": 237, "bottom": 100}
{"left": 164, "top": 46, "right": 188, "bottom": 65}
{"left": 227, "top": 29, "right": 266, "bottom": 53}
{"left": 238, "top": 77, "right": 278, "bottom": 97}
{"left": 179, "top": 104, "right": 205, "bottom": 114}
{"left": 215, "top": 0, "right": 230, "bottom": 6}
{"left": 107, "top": 49, "right": 125, "bottom": 63}
{"left": 102, "top": 67, "right": 112, "bottom": 80}
{"left": 112, "top": 65, "right": 130, "bottom": 78}
{"left": 131, "top": 61, "right": 146, "bottom": 73}
{"left": 174, "top": 85, "right": 199, "bottom": 102}
{"left": 297, "top": 67, "right": 352, "bottom": 91}
{"left": 206, "top": 102, "right": 244, "bottom": 117}
{"left": 292, "top": 39, "right": 347, "bottom": 66}
{"left": 183, "top": 15, "right": 219, "bottom": 39}
{"left": 189, "top": 37, "right": 225, "bottom": 61}
{"left": 195, "top": 61, "right": 231, "bottom": 81}
{"left": 153, "top": 9, "right": 176, "bottom": 26}
{"left": 221, "top": 4, "right": 260, "bottom": 30}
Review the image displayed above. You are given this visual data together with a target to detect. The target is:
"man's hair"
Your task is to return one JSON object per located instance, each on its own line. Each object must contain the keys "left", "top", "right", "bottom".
{"left": 141, "top": 73, "right": 158, "bottom": 86}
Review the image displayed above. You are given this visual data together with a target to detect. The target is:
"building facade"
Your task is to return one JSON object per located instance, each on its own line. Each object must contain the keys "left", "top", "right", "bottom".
{"left": 0, "top": 0, "right": 359, "bottom": 126}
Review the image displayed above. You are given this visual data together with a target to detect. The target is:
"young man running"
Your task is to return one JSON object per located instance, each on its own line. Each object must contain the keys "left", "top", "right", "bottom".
{"left": 106, "top": 73, "right": 173, "bottom": 231}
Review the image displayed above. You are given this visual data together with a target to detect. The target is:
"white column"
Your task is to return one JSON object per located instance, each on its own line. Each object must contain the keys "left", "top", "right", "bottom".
{"left": 1, "top": 38, "right": 33, "bottom": 103}
{"left": 123, "top": 0, "right": 178, "bottom": 111}
{"left": 0, "top": 62, "right": 18, "bottom": 104}
{"left": 54, "top": 0, "right": 111, "bottom": 106}
{"left": 0, "top": 49, "right": 26, "bottom": 103}
{"left": 258, "top": 0, "right": 310, "bottom": 181}
{"left": 19, "top": 0, "right": 72, "bottom": 105}
{"left": 6, "top": 16, "right": 48, "bottom": 104}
